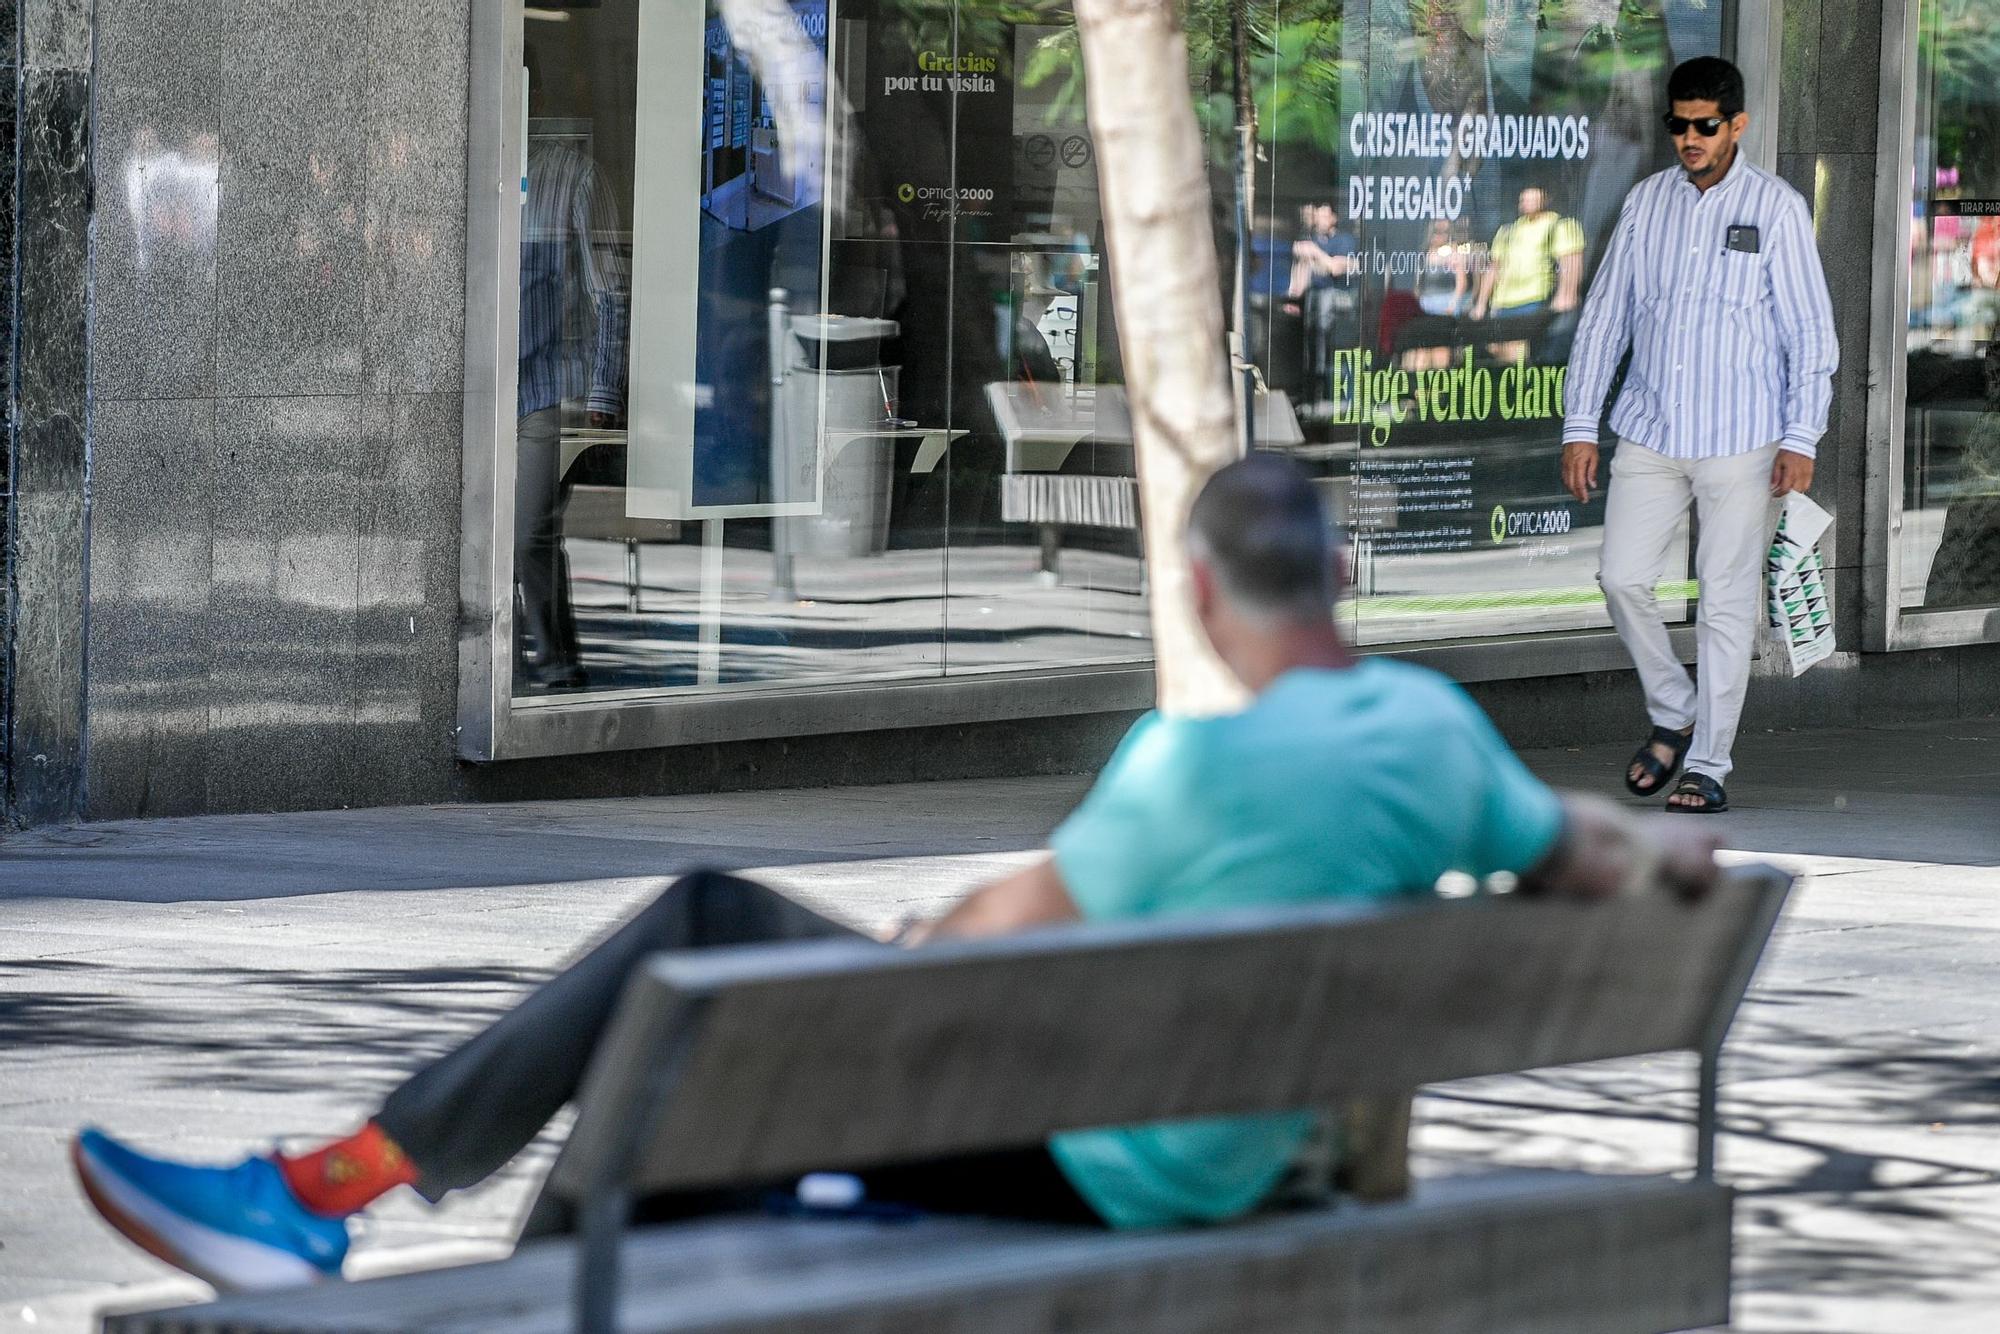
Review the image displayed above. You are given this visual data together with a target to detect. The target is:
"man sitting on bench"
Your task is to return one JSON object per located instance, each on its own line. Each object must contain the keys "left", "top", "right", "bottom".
{"left": 73, "top": 454, "right": 1719, "bottom": 1293}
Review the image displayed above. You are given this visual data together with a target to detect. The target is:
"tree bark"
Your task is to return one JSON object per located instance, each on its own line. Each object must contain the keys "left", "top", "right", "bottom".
{"left": 1076, "top": 0, "right": 1248, "bottom": 715}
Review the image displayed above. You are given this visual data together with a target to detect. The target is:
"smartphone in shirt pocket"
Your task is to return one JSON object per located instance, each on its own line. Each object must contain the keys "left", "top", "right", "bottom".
{"left": 1717, "top": 225, "right": 1764, "bottom": 308}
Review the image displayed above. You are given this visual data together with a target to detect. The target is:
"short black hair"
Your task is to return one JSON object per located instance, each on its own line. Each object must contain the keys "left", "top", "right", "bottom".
{"left": 1186, "top": 453, "right": 1342, "bottom": 619}
{"left": 1667, "top": 57, "right": 1745, "bottom": 119}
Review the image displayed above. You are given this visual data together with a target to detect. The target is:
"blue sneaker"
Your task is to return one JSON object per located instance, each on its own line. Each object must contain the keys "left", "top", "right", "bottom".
{"left": 72, "top": 1128, "right": 349, "bottom": 1290}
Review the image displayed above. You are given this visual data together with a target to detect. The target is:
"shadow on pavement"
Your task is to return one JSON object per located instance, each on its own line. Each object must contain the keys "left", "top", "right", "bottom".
{"left": 1418, "top": 985, "right": 2000, "bottom": 1315}
{"left": 0, "top": 957, "right": 549, "bottom": 1098}
{"left": 0, "top": 781, "right": 1073, "bottom": 907}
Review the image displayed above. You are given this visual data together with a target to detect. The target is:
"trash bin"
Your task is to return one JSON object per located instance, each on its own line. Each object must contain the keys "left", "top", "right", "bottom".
{"left": 779, "top": 314, "right": 902, "bottom": 559}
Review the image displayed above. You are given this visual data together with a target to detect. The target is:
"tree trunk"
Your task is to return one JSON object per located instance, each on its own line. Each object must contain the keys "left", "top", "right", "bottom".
{"left": 1076, "top": 0, "right": 1248, "bottom": 716}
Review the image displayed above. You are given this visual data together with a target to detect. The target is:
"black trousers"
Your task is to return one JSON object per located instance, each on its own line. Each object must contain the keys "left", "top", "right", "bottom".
{"left": 375, "top": 871, "right": 1100, "bottom": 1227}
{"left": 513, "top": 407, "right": 581, "bottom": 672}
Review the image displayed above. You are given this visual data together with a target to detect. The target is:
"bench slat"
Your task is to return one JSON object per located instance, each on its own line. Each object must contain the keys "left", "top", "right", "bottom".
{"left": 556, "top": 871, "right": 1786, "bottom": 1199}
{"left": 102, "top": 1170, "right": 1730, "bottom": 1334}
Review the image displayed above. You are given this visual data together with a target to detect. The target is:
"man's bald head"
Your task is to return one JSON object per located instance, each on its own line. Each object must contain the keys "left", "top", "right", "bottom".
{"left": 1186, "top": 454, "right": 1342, "bottom": 623}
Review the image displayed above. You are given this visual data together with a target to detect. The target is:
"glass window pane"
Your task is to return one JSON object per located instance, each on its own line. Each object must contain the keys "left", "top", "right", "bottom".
{"left": 507, "top": 0, "right": 1740, "bottom": 704}
{"left": 1242, "top": 0, "right": 1725, "bottom": 645}
{"left": 515, "top": 0, "right": 947, "bottom": 699}
{"left": 1901, "top": 0, "right": 2000, "bottom": 612}
{"left": 936, "top": 2, "right": 1151, "bottom": 675}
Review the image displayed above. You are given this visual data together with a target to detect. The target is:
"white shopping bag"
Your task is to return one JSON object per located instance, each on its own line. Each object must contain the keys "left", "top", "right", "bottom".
{"left": 1765, "top": 491, "right": 1835, "bottom": 677}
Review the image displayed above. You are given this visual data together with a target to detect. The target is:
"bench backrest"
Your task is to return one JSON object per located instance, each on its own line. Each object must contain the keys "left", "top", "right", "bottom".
{"left": 548, "top": 866, "right": 1788, "bottom": 1203}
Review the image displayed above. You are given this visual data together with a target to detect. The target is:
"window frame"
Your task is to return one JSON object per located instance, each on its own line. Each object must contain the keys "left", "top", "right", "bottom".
{"left": 456, "top": 0, "right": 1776, "bottom": 763}
{"left": 1861, "top": 0, "right": 2000, "bottom": 651}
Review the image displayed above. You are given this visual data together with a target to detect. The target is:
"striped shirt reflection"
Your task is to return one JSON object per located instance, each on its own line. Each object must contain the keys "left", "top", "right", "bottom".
{"left": 519, "top": 140, "right": 630, "bottom": 419}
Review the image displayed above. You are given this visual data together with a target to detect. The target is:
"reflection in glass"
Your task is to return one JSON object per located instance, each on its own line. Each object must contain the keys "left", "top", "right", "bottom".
{"left": 1902, "top": 0, "right": 2000, "bottom": 611}
{"left": 508, "top": 0, "right": 1727, "bottom": 701}
{"left": 515, "top": 69, "right": 631, "bottom": 692}
{"left": 1223, "top": 0, "right": 1717, "bottom": 645}
{"left": 124, "top": 127, "right": 220, "bottom": 271}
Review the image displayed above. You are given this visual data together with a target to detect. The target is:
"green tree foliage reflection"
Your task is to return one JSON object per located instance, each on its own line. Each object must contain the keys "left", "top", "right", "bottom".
{"left": 1923, "top": 0, "right": 1999, "bottom": 189}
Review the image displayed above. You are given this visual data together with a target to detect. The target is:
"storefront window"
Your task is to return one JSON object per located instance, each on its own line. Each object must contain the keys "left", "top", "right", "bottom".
{"left": 1251, "top": 0, "right": 1726, "bottom": 645}
{"left": 1901, "top": 0, "right": 2000, "bottom": 612}
{"left": 506, "top": 0, "right": 1727, "bottom": 700}
{"left": 516, "top": 0, "right": 1149, "bottom": 698}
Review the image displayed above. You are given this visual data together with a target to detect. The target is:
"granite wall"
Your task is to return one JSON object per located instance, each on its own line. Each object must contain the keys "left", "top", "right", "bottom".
{"left": 7, "top": 0, "right": 92, "bottom": 825}
{"left": 0, "top": 0, "right": 17, "bottom": 800}
{"left": 78, "top": 0, "right": 471, "bottom": 817}
{"left": 1776, "top": 0, "right": 1881, "bottom": 643}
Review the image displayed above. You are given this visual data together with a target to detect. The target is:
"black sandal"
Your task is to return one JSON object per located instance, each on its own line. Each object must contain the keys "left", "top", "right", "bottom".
{"left": 1666, "top": 773, "right": 1728, "bottom": 814}
{"left": 1624, "top": 725, "right": 1693, "bottom": 796}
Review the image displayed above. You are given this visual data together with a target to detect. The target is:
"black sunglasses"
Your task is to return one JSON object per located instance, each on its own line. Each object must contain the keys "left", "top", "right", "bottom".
{"left": 1663, "top": 114, "right": 1729, "bottom": 137}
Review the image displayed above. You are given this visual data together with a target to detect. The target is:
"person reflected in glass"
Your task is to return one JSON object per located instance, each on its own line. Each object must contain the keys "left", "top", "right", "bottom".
{"left": 515, "top": 59, "right": 631, "bottom": 693}
{"left": 1285, "top": 202, "right": 1359, "bottom": 412}
{"left": 1470, "top": 184, "right": 1584, "bottom": 365}
{"left": 1416, "top": 218, "right": 1471, "bottom": 319}
{"left": 1399, "top": 218, "right": 1473, "bottom": 373}
{"left": 1244, "top": 210, "right": 1304, "bottom": 399}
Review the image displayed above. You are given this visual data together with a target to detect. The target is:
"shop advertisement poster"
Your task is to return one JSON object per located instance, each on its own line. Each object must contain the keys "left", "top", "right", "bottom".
{"left": 1301, "top": 3, "right": 1721, "bottom": 635}
{"left": 864, "top": 22, "right": 1013, "bottom": 244}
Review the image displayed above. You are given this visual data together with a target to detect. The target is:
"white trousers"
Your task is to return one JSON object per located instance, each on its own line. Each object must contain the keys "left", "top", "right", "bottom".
{"left": 1598, "top": 440, "right": 1778, "bottom": 783}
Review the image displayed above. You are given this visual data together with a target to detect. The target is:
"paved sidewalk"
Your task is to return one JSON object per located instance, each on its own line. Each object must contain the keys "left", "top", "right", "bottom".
{"left": 1, "top": 717, "right": 1996, "bottom": 1332}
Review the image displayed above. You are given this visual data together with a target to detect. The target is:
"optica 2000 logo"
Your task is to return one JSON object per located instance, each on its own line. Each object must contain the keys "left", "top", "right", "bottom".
{"left": 1491, "top": 504, "right": 1572, "bottom": 544}
{"left": 896, "top": 183, "right": 995, "bottom": 207}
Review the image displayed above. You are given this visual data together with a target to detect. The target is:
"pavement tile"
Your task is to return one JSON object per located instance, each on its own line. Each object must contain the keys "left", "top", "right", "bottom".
{"left": 2, "top": 718, "right": 1997, "bottom": 1330}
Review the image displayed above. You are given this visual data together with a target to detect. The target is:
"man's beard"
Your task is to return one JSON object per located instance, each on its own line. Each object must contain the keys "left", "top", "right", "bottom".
{"left": 1686, "top": 142, "right": 1736, "bottom": 185}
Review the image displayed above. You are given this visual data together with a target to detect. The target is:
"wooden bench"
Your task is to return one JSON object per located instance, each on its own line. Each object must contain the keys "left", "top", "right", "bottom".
{"left": 104, "top": 865, "right": 1789, "bottom": 1334}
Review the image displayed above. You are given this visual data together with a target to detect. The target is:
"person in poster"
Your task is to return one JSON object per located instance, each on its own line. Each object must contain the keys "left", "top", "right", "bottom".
{"left": 1470, "top": 183, "right": 1584, "bottom": 363}
{"left": 1559, "top": 57, "right": 1838, "bottom": 814}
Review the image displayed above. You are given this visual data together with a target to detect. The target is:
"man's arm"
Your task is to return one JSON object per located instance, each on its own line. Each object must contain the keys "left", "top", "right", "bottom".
{"left": 1293, "top": 240, "right": 1350, "bottom": 279}
{"left": 899, "top": 856, "right": 1081, "bottom": 945}
{"left": 1551, "top": 216, "right": 1586, "bottom": 313}
{"left": 1560, "top": 195, "right": 1642, "bottom": 447}
{"left": 571, "top": 155, "right": 631, "bottom": 420}
{"left": 1766, "top": 191, "right": 1839, "bottom": 464}
{"left": 1470, "top": 247, "right": 1499, "bottom": 319}
{"left": 902, "top": 787, "right": 1715, "bottom": 946}
{"left": 1517, "top": 794, "right": 1720, "bottom": 902}
{"left": 1553, "top": 252, "right": 1583, "bottom": 312}
{"left": 1286, "top": 251, "right": 1311, "bottom": 301}
{"left": 1318, "top": 240, "right": 1357, "bottom": 279}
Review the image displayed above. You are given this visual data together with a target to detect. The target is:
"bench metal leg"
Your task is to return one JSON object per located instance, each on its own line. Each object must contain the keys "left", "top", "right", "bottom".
{"left": 1336, "top": 1093, "right": 1413, "bottom": 1202}
{"left": 576, "top": 1188, "right": 630, "bottom": 1334}
{"left": 1038, "top": 523, "right": 1062, "bottom": 585}
{"left": 1697, "top": 1046, "right": 1720, "bottom": 1182}
{"left": 624, "top": 539, "right": 642, "bottom": 615}
{"left": 1694, "top": 879, "right": 1784, "bottom": 1184}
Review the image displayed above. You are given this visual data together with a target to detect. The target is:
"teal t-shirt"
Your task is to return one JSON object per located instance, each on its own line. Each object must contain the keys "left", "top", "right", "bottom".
{"left": 1044, "top": 660, "right": 1563, "bottom": 1229}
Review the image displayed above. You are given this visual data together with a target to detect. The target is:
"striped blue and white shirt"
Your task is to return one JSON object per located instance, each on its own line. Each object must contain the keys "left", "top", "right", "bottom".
{"left": 1563, "top": 157, "right": 1837, "bottom": 459}
{"left": 519, "top": 141, "right": 630, "bottom": 420}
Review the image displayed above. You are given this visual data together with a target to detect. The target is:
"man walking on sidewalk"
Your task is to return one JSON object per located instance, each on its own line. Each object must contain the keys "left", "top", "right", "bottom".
{"left": 72, "top": 457, "right": 1718, "bottom": 1292}
{"left": 1561, "top": 56, "right": 1837, "bottom": 814}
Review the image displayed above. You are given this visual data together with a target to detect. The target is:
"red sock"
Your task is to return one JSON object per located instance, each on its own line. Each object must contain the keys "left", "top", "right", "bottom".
{"left": 276, "top": 1122, "right": 419, "bottom": 1217}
